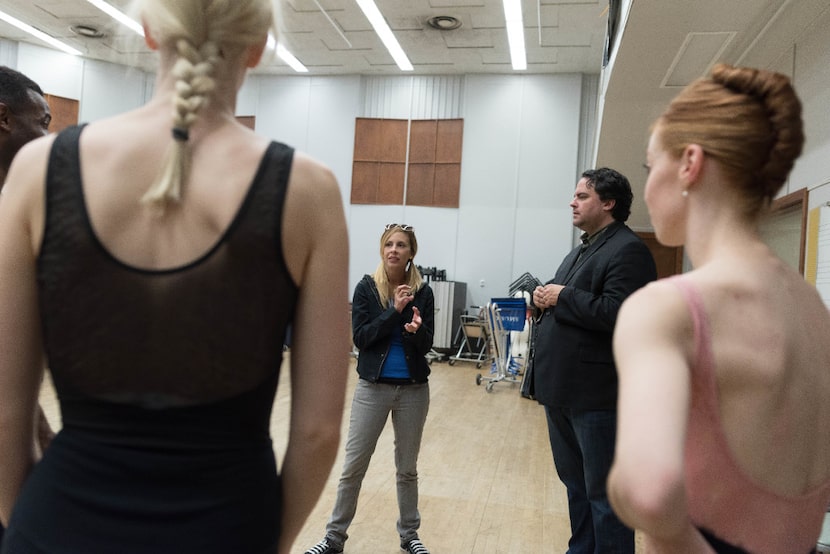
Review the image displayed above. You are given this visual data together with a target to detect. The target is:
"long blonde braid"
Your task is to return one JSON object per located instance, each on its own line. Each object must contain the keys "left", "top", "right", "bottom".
{"left": 141, "top": 38, "right": 221, "bottom": 210}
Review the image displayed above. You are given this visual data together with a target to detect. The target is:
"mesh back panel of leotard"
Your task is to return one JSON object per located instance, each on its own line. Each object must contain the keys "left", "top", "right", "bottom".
{"left": 36, "top": 126, "right": 298, "bottom": 409}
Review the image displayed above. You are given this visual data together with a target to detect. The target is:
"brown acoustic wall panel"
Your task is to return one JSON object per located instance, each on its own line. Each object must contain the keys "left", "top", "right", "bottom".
{"left": 354, "top": 118, "right": 383, "bottom": 160}
{"left": 351, "top": 117, "right": 462, "bottom": 207}
{"left": 377, "top": 163, "right": 405, "bottom": 204}
{"left": 435, "top": 119, "right": 463, "bottom": 163}
{"left": 434, "top": 164, "right": 461, "bottom": 207}
{"left": 406, "top": 163, "right": 435, "bottom": 206}
{"left": 408, "top": 120, "right": 437, "bottom": 163}
{"left": 380, "top": 119, "right": 408, "bottom": 162}
{"left": 351, "top": 161, "right": 380, "bottom": 204}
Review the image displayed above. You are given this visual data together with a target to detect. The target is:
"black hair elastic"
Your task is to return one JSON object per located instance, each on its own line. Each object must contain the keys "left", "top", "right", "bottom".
{"left": 172, "top": 127, "right": 189, "bottom": 142}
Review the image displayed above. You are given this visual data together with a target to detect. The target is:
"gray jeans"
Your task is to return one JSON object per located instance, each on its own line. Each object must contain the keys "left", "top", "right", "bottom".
{"left": 325, "top": 379, "right": 430, "bottom": 547}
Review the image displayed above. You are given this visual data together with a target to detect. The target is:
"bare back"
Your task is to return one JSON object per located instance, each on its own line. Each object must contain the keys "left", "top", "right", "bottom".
{"left": 689, "top": 252, "right": 830, "bottom": 495}
{"left": 67, "top": 106, "right": 278, "bottom": 272}
{"left": 21, "top": 100, "right": 345, "bottom": 286}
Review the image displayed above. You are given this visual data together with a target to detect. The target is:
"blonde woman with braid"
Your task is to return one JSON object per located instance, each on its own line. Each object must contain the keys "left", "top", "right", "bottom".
{"left": 0, "top": 1, "right": 349, "bottom": 553}
{"left": 608, "top": 64, "right": 830, "bottom": 553}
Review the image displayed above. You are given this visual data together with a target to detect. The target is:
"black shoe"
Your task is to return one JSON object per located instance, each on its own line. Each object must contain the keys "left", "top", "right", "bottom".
{"left": 304, "top": 538, "right": 343, "bottom": 554}
{"left": 401, "top": 538, "right": 430, "bottom": 554}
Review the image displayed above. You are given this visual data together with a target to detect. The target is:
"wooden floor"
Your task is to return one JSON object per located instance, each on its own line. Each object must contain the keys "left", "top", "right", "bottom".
{"left": 38, "top": 357, "right": 644, "bottom": 553}
{"left": 278, "top": 358, "right": 570, "bottom": 554}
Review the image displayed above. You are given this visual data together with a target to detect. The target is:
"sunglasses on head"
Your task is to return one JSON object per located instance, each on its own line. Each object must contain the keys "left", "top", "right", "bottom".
{"left": 385, "top": 223, "right": 414, "bottom": 232}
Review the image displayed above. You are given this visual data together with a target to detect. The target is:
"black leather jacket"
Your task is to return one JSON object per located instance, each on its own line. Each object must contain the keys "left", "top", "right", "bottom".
{"left": 351, "top": 275, "right": 434, "bottom": 383}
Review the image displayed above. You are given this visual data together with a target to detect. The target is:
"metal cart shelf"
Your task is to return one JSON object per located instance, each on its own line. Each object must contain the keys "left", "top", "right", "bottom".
{"left": 448, "top": 312, "right": 491, "bottom": 368}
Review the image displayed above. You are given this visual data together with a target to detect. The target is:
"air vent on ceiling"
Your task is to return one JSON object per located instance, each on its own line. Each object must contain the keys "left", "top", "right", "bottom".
{"left": 427, "top": 16, "right": 462, "bottom": 31}
{"left": 70, "top": 24, "right": 105, "bottom": 38}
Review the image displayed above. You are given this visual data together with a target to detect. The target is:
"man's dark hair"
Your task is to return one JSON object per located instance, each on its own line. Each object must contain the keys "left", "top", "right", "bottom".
{"left": 581, "top": 167, "right": 633, "bottom": 222}
{"left": 0, "top": 66, "right": 44, "bottom": 112}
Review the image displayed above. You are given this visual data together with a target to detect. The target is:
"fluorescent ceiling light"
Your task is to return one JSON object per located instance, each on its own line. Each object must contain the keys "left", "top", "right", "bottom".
{"left": 85, "top": 0, "right": 144, "bottom": 36}
{"left": 267, "top": 35, "right": 309, "bottom": 73}
{"left": 0, "top": 9, "right": 83, "bottom": 56}
{"left": 503, "top": 0, "right": 526, "bottom": 70}
{"left": 276, "top": 44, "right": 309, "bottom": 73}
{"left": 354, "top": 0, "right": 413, "bottom": 71}
{"left": 83, "top": 3, "right": 309, "bottom": 74}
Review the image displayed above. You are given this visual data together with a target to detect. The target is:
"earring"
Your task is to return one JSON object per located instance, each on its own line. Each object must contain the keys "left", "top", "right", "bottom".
{"left": 681, "top": 190, "right": 689, "bottom": 198}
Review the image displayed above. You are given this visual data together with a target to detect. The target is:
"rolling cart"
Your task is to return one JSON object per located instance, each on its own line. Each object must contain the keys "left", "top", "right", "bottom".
{"left": 448, "top": 312, "right": 491, "bottom": 368}
{"left": 476, "top": 297, "right": 527, "bottom": 392}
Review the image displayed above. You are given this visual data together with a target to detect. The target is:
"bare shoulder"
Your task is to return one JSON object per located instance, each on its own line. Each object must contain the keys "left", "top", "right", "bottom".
{"left": 287, "top": 151, "right": 340, "bottom": 198}
{"left": 281, "top": 151, "right": 347, "bottom": 285}
{"left": 1, "top": 134, "right": 58, "bottom": 248}
{"left": 283, "top": 151, "right": 344, "bottom": 240}
{"left": 619, "top": 279, "right": 690, "bottom": 329}
{"left": 615, "top": 279, "right": 695, "bottom": 364}
{"left": 4, "top": 133, "right": 56, "bottom": 191}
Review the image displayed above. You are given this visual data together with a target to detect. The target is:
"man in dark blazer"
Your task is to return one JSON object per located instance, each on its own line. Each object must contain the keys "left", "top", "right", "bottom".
{"left": 532, "top": 167, "right": 657, "bottom": 554}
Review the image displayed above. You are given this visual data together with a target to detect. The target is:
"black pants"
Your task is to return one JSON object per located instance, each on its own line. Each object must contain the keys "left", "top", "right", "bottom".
{"left": 700, "top": 527, "right": 816, "bottom": 554}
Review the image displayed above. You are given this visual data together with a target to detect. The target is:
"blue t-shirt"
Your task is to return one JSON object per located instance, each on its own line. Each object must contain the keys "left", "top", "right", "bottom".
{"left": 380, "top": 330, "right": 410, "bottom": 379}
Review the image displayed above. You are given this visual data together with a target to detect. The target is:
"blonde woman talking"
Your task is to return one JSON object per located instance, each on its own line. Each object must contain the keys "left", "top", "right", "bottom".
{"left": 306, "top": 223, "right": 433, "bottom": 554}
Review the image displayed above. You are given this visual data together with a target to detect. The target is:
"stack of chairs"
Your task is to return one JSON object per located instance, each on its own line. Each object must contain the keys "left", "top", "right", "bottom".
{"left": 509, "top": 272, "right": 541, "bottom": 297}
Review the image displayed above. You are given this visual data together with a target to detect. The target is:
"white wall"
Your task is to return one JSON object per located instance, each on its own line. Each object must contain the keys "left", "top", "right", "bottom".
{"left": 16, "top": 42, "right": 84, "bottom": 100}
{"left": 756, "top": 6, "right": 830, "bottom": 275}
{"left": 457, "top": 75, "right": 581, "bottom": 307}
{"left": 247, "top": 74, "right": 361, "bottom": 223}
{"left": 9, "top": 41, "right": 152, "bottom": 121}
{"left": 5, "top": 40, "right": 589, "bottom": 310}
{"left": 342, "top": 74, "right": 582, "bottom": 308}
{"left": 11, "top": 7, "right": 829, "bottom": 308}
{"left": 79, "top": 60, "right": 152, "bottom": 122}
{"left": 786, "top": 7, "right": 830, "bottom": 209}
{"left": 245, "top": 73, "right": 584, "bottom": 308}
{"left": 788, "top": 7, "right": 830, "bottom": 279}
